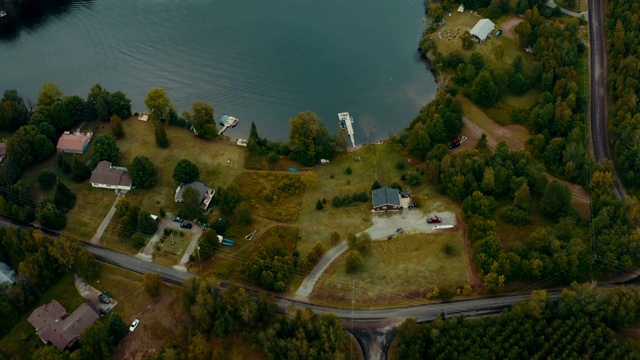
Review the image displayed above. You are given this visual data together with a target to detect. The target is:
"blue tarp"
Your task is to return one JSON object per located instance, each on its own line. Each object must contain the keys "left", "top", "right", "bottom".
{"left": 289, "top": 168, "right": 298, "bottom": 172}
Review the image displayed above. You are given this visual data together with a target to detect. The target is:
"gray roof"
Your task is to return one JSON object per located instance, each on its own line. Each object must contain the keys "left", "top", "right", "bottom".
{"left": 28, "top": 300, "right": 99, "bottom": 351}
{"left": 90, "top": 161, "right": 132, "bottom": 187}
{"left": 175, "top": 182, "right": 209, "bottom": 203}
{"left": 470, "top": 19, "right": 495, "bottom": 41}
{"left": 371, "top": 187, "right": 401, "bottom": 208}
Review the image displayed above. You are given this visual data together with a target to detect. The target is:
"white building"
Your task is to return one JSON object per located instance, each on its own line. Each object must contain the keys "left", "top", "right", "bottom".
{"left": 469, "top": 19, "right": 495, "bottom": 43}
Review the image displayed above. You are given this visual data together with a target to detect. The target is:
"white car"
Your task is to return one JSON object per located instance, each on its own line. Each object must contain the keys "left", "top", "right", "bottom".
{"left": 129, "top": 319, "right": 139, "bottom": 332}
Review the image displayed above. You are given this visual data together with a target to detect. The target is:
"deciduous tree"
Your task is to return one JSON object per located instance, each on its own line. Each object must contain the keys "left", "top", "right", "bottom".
{"left": 173, "top": 159, "right": 200, "bottom": 184}
{"left": 130, "top": 156, "right": 158, "bottom": 189}
{"left": 145, "top": 88, "right": 172, "bottom": 123}
{"left": 143, "top": 272, "right": 162, "bottom": 298}
{"left": 110, "top": 115, "right": 125, "bottom": 138}
{"left": 91, "top": 134, "right": 119, "bottom": 164}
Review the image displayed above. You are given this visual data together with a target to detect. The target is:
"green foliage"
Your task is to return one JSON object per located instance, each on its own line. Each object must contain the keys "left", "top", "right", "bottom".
{"left": 347, "top": 232, "right": 372, "bottom": 253}
{"left": 345, "top": 166, "right": 352, "bottom": 175}
{"left": 172, "top": 159, "right": 200, "bottom": 184}
{"left": 154, "top": 121, "right": 169, "bottom": 148}
{"left": 71, "top": 156, "right": 92, "bottom": 182}
{"left": 188, "top": 101, "right": 216, "bottom": 138}
{"left": 138, "top": 210, "right": 158, "bottom": 235}
{"left": 371, "top": 179, "right": 382, "bottom": 190}
{"left": 462, "top": 191, "right": 496, "bottom": 218}
{"left": 499, "top": 205, "right": 531, "bottom": 225}
{"left": 0, "top": 90, "right": 29, "bottom": 132}
{"left": 7, "top": 125, "right": 54, "bottom": 169}
{"left": 37, "top": 201, "right": 67, "bottom": 230}
{"left": 441, "top": 242, "right": 457, "bottom": 256}
{"left": 130, "top": 156, "right": 158, "bottom": 189}
{"left": 109, "top": 115, "right": 125, "bottom": 138}
{"left": 331, "top": 191, "right": 368, "bottom": 207}
{"left": 218, "top": 185, "right": 243, "bottom": 215}
{"left": 197, "top": 229, "right": 219, "bottom": 260}
{"left": 461, "top": 31, "right": 474, "bottom": 50}
{"left": 37, "top": 82, "right": 63, "bottom": 107}
{"left": 91, "top": 134, "right": 119, "bottom": 164}
{"left": 130, "top": 234, "right": 147, "bottom": 249}
{"left": 234, "top": 201, "right": 253, "bottom": 227}
{"left": 181, "top": 187, "right": 205, "bottom": 222}
{"left": 540, "top": 181, "right": 573, "bottom": 219}
{"left": 330, "top": 231, "right": 340, "bottom": 245}
{"left": 315, "top": 199, "right": 324, "bottom": 210}
{"left": 107, "top": 313, "right": 129, "bottom": 346}
{"left": 37, "top": 169, "right": 57, "bottom": 189}
{"left": 143, "top": 272, "right": 162, "bottom": 298}
{"left": 513, "top": 182, "right": 531, "bottom": 210}
{"left": 306, "top": 241, "right": 327, "bottom": 265}
{"left": 345, "top": 249, "right": 364, "bottom": 273}
{"left": 469, "top": 70, "right": 500, "bottom": 108}
{"left": 288, "top": 111, "right": 342, "bottom": 166}
{"left": 144, "top": 88, "right": 172, "bottom": 123}
{"left": 53, "top": 180, "right": 76, "bottom": 212}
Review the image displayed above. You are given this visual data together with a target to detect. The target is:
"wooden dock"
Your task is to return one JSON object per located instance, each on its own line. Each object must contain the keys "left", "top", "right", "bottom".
{"left": 338, "top": 112, "right": 356, "bottom": 147}
{"left": 218, "top": 114, "right": 239, "bottom": 135}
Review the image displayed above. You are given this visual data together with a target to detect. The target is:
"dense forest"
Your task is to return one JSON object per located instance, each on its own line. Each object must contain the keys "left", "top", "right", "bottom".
{"left": 606, "top": 0, "right": 640, "bottom": 189}
{"left": 395, "top": 283, "right": 640, "bottom": 359}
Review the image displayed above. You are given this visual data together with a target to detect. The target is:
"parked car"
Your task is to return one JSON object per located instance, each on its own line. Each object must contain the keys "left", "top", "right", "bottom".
{"left": 129, "top": 319, "right": 140, "bottom": 332}
{"left": 495, "top": 29, "right": 503, "bottom": 38}
{"left": 172, "top": 217, "right": 183, "bottom": 223}
{"left": 448, "top": 140, "right": 461, "bottom": 149}
{"left": 427, "top": 216, "right": 442, "bottom": 224}
{"left": 180, "top": 222, "right": 193, "bottom": 229}
{"left": 98, "top": 293, "right": 110, "bottom": 304}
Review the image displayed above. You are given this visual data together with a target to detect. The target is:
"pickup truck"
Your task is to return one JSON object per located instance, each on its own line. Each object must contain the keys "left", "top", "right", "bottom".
{"left": 427, "top": 215, "right": 442, "bottom": 224}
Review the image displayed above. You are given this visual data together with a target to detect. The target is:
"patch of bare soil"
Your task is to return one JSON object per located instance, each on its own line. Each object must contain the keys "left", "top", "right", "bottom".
{"left": 113, "top": 290, "right": 186, "bottom": 360}
{"left": 457, "top": 214, "right": 482, "bottom": 291}
{"left": 500, "top": 17, "right": 524, "bottom": 39}
{"left": 462, "top": 117, "right": 527, "bottom": 151}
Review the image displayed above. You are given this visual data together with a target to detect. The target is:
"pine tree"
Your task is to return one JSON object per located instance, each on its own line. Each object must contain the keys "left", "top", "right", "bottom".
{"left": 154, "top": 121, "right": 169, "bottom": 148}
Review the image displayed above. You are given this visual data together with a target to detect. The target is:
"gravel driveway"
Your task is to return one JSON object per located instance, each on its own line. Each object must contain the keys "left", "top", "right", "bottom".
{"left": 365, "top": 210, "right": 456, "bottom": 240}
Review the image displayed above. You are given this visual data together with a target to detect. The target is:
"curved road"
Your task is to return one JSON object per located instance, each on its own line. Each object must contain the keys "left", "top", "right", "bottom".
{"left": 588, "top": 0, "right": 626, "bottom": 199}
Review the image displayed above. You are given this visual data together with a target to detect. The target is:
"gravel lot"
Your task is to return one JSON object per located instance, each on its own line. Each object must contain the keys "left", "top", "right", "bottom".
{"left": 365, "top": 210, "right": 457, "bottom": 240}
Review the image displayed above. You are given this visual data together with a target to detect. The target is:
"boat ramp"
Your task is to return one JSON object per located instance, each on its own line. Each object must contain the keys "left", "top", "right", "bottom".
{"left": 338, "top": 112, "right": 356, "bottom": 147}
{"left": 218, "top": 114, "right": 239, "bottom": 135}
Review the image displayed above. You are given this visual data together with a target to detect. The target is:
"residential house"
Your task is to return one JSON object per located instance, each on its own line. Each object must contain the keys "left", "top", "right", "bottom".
{"left": 175, "top": 182, "right": 215, "bottom": 210}
{"left": 27, "top": 300, "right": 99, "bottom": 351}
{"left": 90, "top": 161, "right": 133, "bottom": 191}
{"left": 469, "top": 19, "right": 495, "bottom": 43}
{"left": 56, "top": 131, "right": 93, "bottom": 154}
{"left": 371, "top": 187, "right": 403, "bottom": 212}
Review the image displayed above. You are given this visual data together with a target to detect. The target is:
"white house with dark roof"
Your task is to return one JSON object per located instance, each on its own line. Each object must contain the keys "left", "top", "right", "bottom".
{"left": 90, "top": 161, "right": 132, "bottom": 191}
{"left": 469, "top": 18, "right": 495, "bottom": 43}
{"left": 371, "top": 187, "right": 403, "bottom": 212}
{"left": 175, "top": 182, "right": 215, "bottom": 210}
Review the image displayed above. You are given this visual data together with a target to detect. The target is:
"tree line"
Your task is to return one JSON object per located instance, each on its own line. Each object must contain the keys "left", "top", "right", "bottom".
{"left": 144, "top": 276, "right": 351, "bottom": 360}
{"left": 605, "top": 0, "right": 640, "bottom": 189}
{"left": 0, "top": 228, "right": 101, "bottom": 339}
{"left": 423, "top": 140, "right": 639, "bottom": 292}
{"left": 395, "top": 283, "right": 640, "bottom": 359}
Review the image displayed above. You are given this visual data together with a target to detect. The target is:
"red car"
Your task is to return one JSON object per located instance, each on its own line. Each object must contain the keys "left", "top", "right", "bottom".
{"left": 427, "top": 216, "right": 442, "bottom": 224}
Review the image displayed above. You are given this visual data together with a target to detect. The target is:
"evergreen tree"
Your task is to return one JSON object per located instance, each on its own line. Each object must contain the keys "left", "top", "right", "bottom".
{"left": 155, "top": 121, "right": 169, "bottom": 148}
{"left": 53, "top": 180, "right": 76, "bottom": 212}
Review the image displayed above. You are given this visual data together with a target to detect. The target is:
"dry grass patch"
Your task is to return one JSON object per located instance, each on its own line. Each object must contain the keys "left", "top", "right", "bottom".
{"left": 310, "top": 231, "right": 470, "bottom": 306}
{"left": 235, "top": 172, "right": 305, "bottom": 223}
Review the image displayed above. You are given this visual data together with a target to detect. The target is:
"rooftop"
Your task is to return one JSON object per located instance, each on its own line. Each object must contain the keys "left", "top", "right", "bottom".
{"left": 371, "top": 187, "right": 401, "bottom": 208}
{"left": 175, "top": 182, "right": 215, "bottom": 209}
{"left": 90, "top": 161, "right": 132, "bottom": 188}
{"left": 56, "top": 131, "right": 93, "bottom": 152}
{"left": 28, "top": 301, "right": 99, "bottom": 351}
{"left": 470, "top": 18, "right": 495, "bottom": 41}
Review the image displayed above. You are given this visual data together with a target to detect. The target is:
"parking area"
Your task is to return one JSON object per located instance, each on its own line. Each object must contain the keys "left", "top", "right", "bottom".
{"left": 74, "top": 275, "right": 118, "bottom": 315}
{"left": 365, "top": 210, "right": 457, "bottom": 240}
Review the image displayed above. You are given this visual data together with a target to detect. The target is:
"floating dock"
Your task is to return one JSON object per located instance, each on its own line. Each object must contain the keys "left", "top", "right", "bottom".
{"left": 218, "top": 114, "right": 239, "bottom": 135}
{"left": 338, "top": 112, "right": 356, "bottom": 147}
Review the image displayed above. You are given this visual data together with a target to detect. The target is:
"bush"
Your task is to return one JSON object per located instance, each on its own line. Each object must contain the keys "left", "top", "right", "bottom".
{"left": 330, "top": 231, "right": 340, "bottom": 245}
{"left": 332, "top": 192, "right": 369, "bottom": 208}
{"left": 345, "top": 250, "right": 364, "bottom": 273}
{"left": 345, "top": 166, "right": 352, "bottom": 175}
{"left": 163, "top": 228, "right": 172, "bottom": 236}
{"left": 38, "top": 169, "right": 57, "bottom": 189}
{"left": 500, "top": 205, "right": 531, "bottom": 225}
{"left": 442, "top": 243, "right": 457, "bottom": 256}
{"left": 159, "top": 208, "right": 166, "bottom": 217}
{"left": 406, "top": 173, "right": 422, "bottom": 186}
{"left": 396, "top": 161, "right": 406, "bottom": 170}
{"left": 316, "top": 199, "right": 324, "bottom": 210}
{"left": 371, "top": 179, "right": 382, "bottom": 190}
{"left": 131, "top": 234, "right": 147, "bottom": 249}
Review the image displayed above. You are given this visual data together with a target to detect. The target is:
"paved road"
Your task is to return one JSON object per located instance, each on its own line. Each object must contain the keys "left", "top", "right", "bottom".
{"left": 296, "top": 241, "right": 348, "bottom": 298}
{"left": 588, "top": 0, "right": 626, "bottom": 199}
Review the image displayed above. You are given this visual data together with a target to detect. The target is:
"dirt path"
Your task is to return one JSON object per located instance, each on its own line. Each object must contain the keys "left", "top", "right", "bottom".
{"left": 500, "top": 17, "right": 523, "bottom": 39}
{"left": 457, "top": 215, "right": 482, "bottom": 291}
{"left": 462, "top": 117, "right": 527, "bottom": 151}
{"left": 296, "top": 241, "right": 349, "bottom": 299}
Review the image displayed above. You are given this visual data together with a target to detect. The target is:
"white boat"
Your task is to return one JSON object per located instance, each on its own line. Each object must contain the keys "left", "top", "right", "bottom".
{"left": 0, "top": 10, "right": 7, "bottom": 18}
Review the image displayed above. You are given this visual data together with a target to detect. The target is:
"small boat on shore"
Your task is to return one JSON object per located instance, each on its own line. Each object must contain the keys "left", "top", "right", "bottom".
{"left": 0, "top": 10, "right": 7, "bottom": 18}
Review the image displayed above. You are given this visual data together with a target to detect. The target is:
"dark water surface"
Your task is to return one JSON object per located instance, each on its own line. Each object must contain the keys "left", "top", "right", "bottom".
{"left": 0, "top": 0, "right": 436, "bottom": 141}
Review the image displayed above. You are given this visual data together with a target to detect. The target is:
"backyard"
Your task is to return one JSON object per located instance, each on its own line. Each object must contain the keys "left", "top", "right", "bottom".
{"left": 310, "top": 231, "right": 470, "bottom": 307}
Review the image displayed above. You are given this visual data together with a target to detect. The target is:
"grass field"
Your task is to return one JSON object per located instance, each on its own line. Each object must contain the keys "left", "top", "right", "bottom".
{"left": 295, "top": 144, "right": 411, "bottom": 256}
{"left": 235, "top": 172, "right": 305, "bottom": 223}
{"left": 115, "top": 118, "right": 247, "bottom": 217}
{"left": 432, "top": 14, "right": 538, "bottom": 74}
{"left": 0, "top": 273, "right": 84, "bottom": 359}
{"left": 310, "top": 231, "right": 470, "bottom": 306}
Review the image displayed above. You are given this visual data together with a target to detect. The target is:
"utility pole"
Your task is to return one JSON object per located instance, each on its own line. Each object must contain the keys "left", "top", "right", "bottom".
{"left": 351, "top": 280, "right": 355, "bottom": 358}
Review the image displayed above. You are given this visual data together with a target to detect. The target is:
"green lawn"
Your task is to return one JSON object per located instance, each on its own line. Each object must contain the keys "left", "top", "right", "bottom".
{"left": 310, "top": 231, "right": 470, "bottom": 307}
{"left": 116, "top": 118, "right": 247, "bottom": 218}
{"left": 296, "top": 144, "right": 409, "bottom": 256}
{"left": 0, "top": 273, "right": 84, "bottom": 359}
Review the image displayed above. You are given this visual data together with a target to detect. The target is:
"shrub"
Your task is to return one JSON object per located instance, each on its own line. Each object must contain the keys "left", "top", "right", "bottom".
{"left": 316, "top": 199, "right": 324, "bottom": 210}
{"left": 371, "top": 179, "right": 382, "bottom": 190}
{"left": 38, "top": 169, "right": 57, "bottom": 189}
{"left": 163, "top": 228, "right": 172, "bottom": 236}
{"left": 500, "top": 205, "right": 531, "bottom": 225}
{"left": 159, "top": 208, "right": 166, "bottom": 217}
{"left": 345, "top": 250, "right": 364, "bottom": 273}
{"left": 442, "top": 243, "right": 457, "bottom": 256}
{"left": 330, "top": 231, "right": 340, "bottom": 245}
{"left": 345, "top": 166, "right": 352, "bottom": 175}
{"left": 396, "top": 161, "right": 406, "bottom": 170}
{"left": 131, "top": 234, "right": 147, "bottom": 249}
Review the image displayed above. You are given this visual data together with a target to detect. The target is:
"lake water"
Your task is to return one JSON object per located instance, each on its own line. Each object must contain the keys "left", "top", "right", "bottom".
{"left": 0, "top": 0, "right": 436, "bottom": 142}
